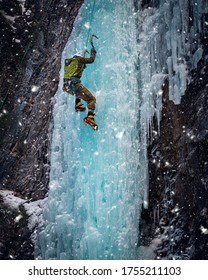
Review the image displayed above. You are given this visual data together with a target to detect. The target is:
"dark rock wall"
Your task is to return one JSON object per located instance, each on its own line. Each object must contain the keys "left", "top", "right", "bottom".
{"left": 0, "top": 0, "right": 84, "bottom": 259}
{"left": 140, "top": 25, "right": 208, "bottom": 259}
{"left": 139, "top": 0, "right": 159, "bottom": 9}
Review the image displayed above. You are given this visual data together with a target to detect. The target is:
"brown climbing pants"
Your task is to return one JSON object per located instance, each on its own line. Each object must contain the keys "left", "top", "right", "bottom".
{"left": 63, "top": 81, "right": 96, "bottom": 111}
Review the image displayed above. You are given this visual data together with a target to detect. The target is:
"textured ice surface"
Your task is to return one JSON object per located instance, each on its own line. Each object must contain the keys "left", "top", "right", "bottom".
{"left": 35, "top": 0, "right": 207, "bottom": 260}
{"left": 138, "top": 0, "right": 207, "bottom": 140}
{"left": 35, "top": 0, "right": 147, "bottom": 260}
{"left": 137, "top": 0, "right": 207, "bottom": 196}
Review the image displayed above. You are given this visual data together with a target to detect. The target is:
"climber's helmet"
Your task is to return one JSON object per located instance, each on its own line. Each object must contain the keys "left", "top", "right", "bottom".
{"left": 73, "top": 52, "right": 84, "bottom": 58}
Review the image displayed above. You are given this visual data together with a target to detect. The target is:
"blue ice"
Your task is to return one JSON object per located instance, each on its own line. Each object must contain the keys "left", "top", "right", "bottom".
{"left": 35, "top": 0, "right": 146, "bottom": 260}
{"left": 35, "top": 0, "right": 207, "bottom": 260}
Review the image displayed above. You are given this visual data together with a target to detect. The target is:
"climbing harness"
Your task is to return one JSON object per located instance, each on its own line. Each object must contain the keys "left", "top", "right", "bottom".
{"left": 63, "top": 78, "right": 81, "bottom": 95}
{"left": 70, "top": 79, "right": 81, "bottom": 95}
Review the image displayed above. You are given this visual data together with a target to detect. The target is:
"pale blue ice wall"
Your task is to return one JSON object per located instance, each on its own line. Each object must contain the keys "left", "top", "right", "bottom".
{"left": 35, "top": 0, "right": 207, "bottom": 260}
{"left": 138, "top": 0, "right": 208, "bottom": 135}
{"left": 137, "top": 0, "right": 207, "bottom": 196}
{"left": 35, "top": 0, "right": 147, "bottom": 260}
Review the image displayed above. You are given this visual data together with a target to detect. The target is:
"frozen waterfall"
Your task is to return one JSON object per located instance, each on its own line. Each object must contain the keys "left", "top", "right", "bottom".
{"left": 138, "top": 0, "right": 207, "bottom": 135}
{"left": 35, "top": 0, "right": 207, "bottom": 260}
{"left": 35, "top": 0, "right": 146, "bottom": 260}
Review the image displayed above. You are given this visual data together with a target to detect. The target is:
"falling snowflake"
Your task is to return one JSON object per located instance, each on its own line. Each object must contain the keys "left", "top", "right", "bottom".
{"left": 200, "top": 226, "right": 208, "bottom": 235}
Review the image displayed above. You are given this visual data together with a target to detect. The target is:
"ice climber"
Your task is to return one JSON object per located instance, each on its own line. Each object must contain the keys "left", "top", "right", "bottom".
{"left": 63, "top": 43, "right": 98, "bottom": 130}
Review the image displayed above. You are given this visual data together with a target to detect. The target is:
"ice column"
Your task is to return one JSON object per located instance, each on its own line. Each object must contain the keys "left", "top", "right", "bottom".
{"left": 138, "top": 0, "right": 207, "bottom": 126}
{"left": 35, "top": 0, "right": 148, "bottom": 260}
{"left": 136, "top": 0, "right": 207, "bottom": 210}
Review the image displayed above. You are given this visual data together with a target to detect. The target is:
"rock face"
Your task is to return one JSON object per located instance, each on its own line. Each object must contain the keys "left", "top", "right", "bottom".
{"left": 140, "top": 35, "right": 208, "bottom": 259}
{"left": 0, "top": 0, "right": 84, "bottom": 259}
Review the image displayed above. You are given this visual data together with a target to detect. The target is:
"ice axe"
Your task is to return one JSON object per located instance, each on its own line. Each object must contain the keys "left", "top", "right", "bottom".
{"left": 83, "top": 34, "right": 98, "bottom": 56}
{"left": 90, "top": 34, "right": 98, "bottom": 50}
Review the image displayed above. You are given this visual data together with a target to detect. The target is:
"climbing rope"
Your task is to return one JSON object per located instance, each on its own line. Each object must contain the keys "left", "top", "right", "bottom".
{"left": 85, "top": 0, "right": 97, "bottom": 48}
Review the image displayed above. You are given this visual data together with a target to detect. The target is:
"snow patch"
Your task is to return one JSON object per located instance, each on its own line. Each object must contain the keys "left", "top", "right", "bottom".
{"left": 0, "top": 190, "right": 45, "bottom": 231}
{"left": 25, "top": 9, "right": 32, "bottom": 16}
{"left": 14, "top": 214, "right": 23, "bottom": 223}
{"left": 17, "top": 0, "right": 26, "bottom": 14}
{"left": 0, "top": 10, "right": 18, "bottom": 29}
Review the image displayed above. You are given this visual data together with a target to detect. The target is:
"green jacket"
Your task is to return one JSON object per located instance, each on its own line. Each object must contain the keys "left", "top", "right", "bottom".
{"left": 64, "top": 51, "right": 96, "bottom": 79}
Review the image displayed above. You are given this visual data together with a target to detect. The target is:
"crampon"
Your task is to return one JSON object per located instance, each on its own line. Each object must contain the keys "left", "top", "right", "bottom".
{"left": 84, "top": 116, "right": 98, "bottom": 131}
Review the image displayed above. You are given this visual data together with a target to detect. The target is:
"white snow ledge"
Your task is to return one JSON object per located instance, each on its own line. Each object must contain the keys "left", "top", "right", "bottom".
{"left": 0, "top": 190, "right": 45, "bottom": 231}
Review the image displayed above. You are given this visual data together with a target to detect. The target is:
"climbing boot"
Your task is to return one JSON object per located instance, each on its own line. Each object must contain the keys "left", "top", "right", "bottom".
{"left": 75, "top": 101, "right": 86, "bottom": 112}
{"left": 84, "top": 113, "right": 98, "bottom": 130}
